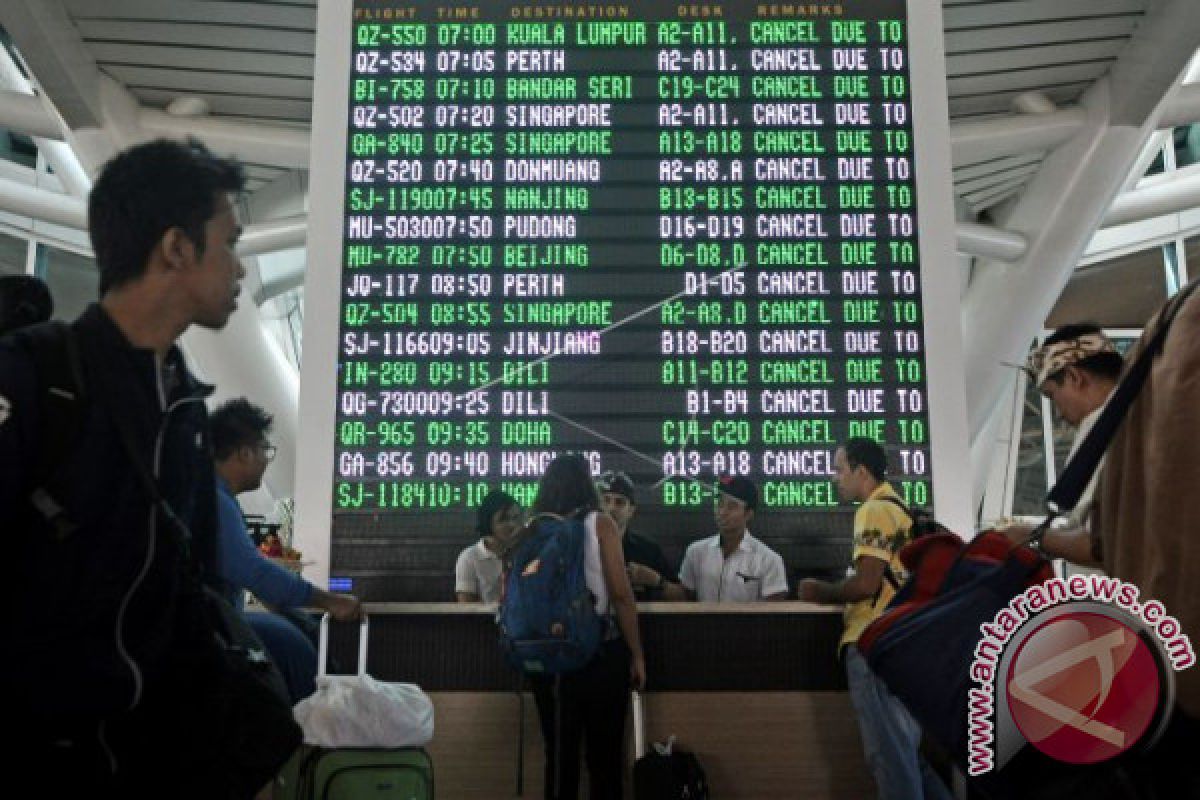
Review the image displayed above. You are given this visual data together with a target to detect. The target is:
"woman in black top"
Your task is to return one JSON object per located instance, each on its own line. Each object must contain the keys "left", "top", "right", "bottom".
{"left": 528, "top": 454, "right": 646, "bottom": 800}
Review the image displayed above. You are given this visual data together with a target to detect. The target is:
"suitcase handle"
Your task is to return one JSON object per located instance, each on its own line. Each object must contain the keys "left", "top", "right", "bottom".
{"left": 632, "top": 689, "right": 646, "bottom": 760}
{"left": 317, "top": 613, "right": 370, "bottom": 678}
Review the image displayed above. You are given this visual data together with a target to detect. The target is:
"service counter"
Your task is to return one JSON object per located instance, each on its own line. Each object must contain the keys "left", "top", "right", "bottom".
{"left": 327, "top": 603, "right": 873, "bottom": 799}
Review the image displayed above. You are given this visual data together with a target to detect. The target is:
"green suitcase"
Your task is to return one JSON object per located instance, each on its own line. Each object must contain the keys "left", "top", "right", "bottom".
{"left": 275, "top": 617, "right": 435, "bottom": 799}
{"left": 275, "top": 745, "right": 434, "bottom": 800}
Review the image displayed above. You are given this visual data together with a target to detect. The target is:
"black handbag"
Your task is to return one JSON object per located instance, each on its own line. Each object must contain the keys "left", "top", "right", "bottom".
{"left": 156, "top": 583, "right": 303, "bottom": 797}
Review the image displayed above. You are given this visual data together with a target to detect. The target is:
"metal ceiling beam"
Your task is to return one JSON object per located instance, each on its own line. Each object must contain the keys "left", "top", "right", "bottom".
{"left": 956, "top": 222, "right": 1028, "bottom": 261}
{"left": 0, "top": 182, "right": 308, "bottom": 263}
{"left": 0, "top": 88, "right": 64, "bottom": 139}
{"left": 1157, "top": 81, "right": 1200, "bottom": 129}
{"left": 0, "top": 44, "right": 91, "bottom": 197}
{"left": 139, "top": 109, "right": 311, "bottom": 170}
{"left": 1103, "top": 161, "right": 1200, "bottom": 227}
{"left": 960, "top": 0, "right": 1200, "bottom": 506}
{"left": 951, "top": 109, "right": 1087, "bottom": 168}
{"left": 0, "top": 175, "right": 86, "bottom": 229}
{"left": 236, "top": 215, "right": 308, "bottom": 258}
{"left": 0, "top": 0, "right": 103, "bottom": 129}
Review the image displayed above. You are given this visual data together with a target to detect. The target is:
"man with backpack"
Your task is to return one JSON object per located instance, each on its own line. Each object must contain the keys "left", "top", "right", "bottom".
{"left": 798, "top": 438, "right": 951, "bottom": 800}
{"left": 0, "top": 139, "right": 293, "bottom": 795}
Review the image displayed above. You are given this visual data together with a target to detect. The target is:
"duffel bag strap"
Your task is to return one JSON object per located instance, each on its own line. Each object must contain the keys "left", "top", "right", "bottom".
{"left": 1045, "top": 278, "right": 1200, "bottom": 515}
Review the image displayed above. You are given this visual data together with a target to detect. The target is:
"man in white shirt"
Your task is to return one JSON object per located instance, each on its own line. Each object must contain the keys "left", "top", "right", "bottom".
{"left": 1003, "top": 325, "right": 1122, "bottom": 564}
{"left": 678, "top": 477, "right": 789, "bottom": 602}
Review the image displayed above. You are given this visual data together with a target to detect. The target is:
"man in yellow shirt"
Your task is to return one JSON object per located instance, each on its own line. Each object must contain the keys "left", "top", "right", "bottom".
{"left": 799, "top": 438, "right": 950, "bottom": 800}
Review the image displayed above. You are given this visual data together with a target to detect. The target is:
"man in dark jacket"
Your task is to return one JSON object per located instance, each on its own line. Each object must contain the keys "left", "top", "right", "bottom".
{"left": 0, "top": 139, "right": 258, "bottom": 793}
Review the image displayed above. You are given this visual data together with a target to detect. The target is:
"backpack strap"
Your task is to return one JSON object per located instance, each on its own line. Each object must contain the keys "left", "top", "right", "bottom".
{"left": 872, "top": 496, "right": 914, "bottom": 594}
{"left": 13, "top": 321, "right": 87, "bottom": 538}
{"left": 878, "top": 495, "right": 914, "bottom": 522}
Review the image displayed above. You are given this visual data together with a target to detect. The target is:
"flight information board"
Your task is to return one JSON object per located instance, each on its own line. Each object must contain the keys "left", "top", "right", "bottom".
{"left": 307, "top": 0, "right": 952, "bottom": 598}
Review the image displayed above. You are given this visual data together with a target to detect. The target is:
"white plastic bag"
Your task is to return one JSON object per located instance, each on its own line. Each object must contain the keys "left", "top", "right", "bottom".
{"left": 294, "top": 673, "right": 434, "bottom": 748}
{"left": 294, "top": 615, "right": 435, "bottom": 748}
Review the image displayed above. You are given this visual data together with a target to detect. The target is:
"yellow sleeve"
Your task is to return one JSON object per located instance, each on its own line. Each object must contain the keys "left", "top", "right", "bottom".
{"left": 851, "top": 501, "right": 905, "bottom": 564}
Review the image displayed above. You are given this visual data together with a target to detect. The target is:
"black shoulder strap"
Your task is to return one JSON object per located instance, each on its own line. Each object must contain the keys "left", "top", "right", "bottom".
{"left": 1046, "top": 279, "right": 1200, "bottom": 513}
{"left": 17, "top": 321, "right": 87, "bottom": 487}
{"left": 878, "top": 495, "right": 914, "bottom": 521}
{"left": 869, "top": 497, "right": 912, "bottom": 593}
{"left": 12, "top": 321, "right": 87, "bottom": 536}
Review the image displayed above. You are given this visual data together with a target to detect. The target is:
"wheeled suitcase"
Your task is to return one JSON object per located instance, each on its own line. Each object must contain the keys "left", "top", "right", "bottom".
{"left": 274, "top": 616, "right": 435, "bottom": 799}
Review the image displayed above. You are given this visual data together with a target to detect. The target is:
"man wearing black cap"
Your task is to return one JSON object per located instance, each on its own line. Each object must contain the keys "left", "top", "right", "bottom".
{"left": 596, "top": 470, "right": 685, "bottom": 601}
{"left": 677, "top": 476, "right": 789, "bottom": 602}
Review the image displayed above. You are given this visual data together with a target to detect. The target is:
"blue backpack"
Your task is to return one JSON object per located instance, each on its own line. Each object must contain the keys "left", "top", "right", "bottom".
{"left": 497, "top": 513, "right": 605, "bottom": 674}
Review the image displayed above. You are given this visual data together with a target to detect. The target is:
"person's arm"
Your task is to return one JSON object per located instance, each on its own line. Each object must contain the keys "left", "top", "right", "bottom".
{"left": 1001, "top": 523, "right": 1100, "bottom": 565}
{"left": 676, "top": 545, "right": 700, "bottom": 601}
{"left": 761, "top": 552, "right": 790, "bottom": 601}
{"left": 216, "top": 491, "right": 312, "bottom": 608}
{"left": 309, "top": 586, "right": 364, "bottom": 621}
{"left": 453, "top": 546, "right": 481, "bottom": 603}
{"left": 596, "top": 513, "right": 646, "bottom": 690}
{"left": 659, "top": 579, "right": 690, "bottom": 601}
{"left": 626, "top": 562, "right": 688, "bottom": 600}
{"left": 798, "top": 555, "right": 887, "bottom": 604}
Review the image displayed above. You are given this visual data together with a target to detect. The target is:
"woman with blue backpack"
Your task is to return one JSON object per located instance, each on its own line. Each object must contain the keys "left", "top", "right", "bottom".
{"left": 498, "top": 453, "right": 646, "bottom": 800}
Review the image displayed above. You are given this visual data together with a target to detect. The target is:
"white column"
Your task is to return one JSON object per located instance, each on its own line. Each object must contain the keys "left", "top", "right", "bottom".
{"left": 961, "top": 0, "right": 1200, "bottom": 450}
{"left": 183, "top": 297, "right": 300, "bottom": 501}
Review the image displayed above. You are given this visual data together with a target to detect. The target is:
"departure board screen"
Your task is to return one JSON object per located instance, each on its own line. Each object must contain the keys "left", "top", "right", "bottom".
{"left": 323, "top": 0, "right": 940, "bottom": 599}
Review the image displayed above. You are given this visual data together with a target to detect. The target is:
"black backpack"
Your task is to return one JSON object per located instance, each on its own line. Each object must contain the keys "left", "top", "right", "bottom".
{"left": 880, "top": 496, "right": 950, "bottom": 540}
{"left": 6, "top": 321, "right": 88, "bottom": 536}
{"left": 7, "top": 320, "right": 303, "bottom": 790}
{"left": 634, "top": 745, "right": 708, "bottom": 800}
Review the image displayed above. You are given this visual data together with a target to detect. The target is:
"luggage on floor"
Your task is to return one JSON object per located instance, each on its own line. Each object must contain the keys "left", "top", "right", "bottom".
{"left": 631, "top": 691, "right": 708, "bottom": 800}
{"left": 276, "top": 745, "right": 434, "bottom": 800}
{"left": 275, "top": 615, "right": 435, "bottom": 799}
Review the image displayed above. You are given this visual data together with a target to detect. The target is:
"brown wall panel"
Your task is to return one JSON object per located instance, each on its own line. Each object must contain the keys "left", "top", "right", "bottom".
{"left": 425, "top": 691, "right": 874, "bottom": 800}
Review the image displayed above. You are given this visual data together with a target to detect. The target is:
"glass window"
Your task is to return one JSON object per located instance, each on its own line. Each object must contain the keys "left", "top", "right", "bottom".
{"left": 36, "top": 244, "right": 97, "bottom": 321}
{"left": 1173, "top": 124, "right": 1199, "bottom": 170}
{"left": 0, "top": 130, "right": 37, "bottom": 169}
{"left": 1046, "top": 248, "right": 1167, "bottom": 329}
{"left": 1011, "top": 375, "right": 1050, "bottom": 516}
{"left": 0, "top": 230, "right": 28, "bottom": 276}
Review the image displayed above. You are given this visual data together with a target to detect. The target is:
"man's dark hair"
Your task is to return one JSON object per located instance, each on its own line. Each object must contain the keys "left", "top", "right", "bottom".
{"left": 842, "top": 437, "right": 887, "bottom": 482}
{"left": 88, "top": 138, "right": 245, "bottom": 294}
{"left": 1043, "top": 323, "right": 1124, "bottom": 383}
{"left": 210, "top": 398, "right": 273, "bottom": 461}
